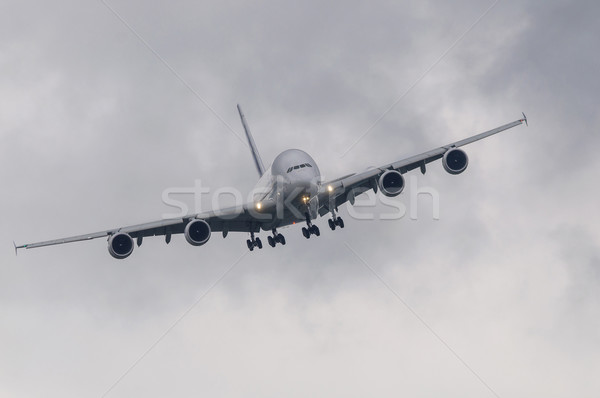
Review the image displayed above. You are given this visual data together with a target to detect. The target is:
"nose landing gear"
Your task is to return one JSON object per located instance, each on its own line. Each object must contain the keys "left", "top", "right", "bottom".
{"left": 302, "top": 212, "right": 320, "bottom": 239}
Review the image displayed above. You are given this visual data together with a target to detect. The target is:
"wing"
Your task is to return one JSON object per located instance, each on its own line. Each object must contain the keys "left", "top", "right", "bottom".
{"left": 15, "top": 202, "right": 267, "bottom": 253}
{"left": 317, "top": 114, "right": 528, "bottom": 216}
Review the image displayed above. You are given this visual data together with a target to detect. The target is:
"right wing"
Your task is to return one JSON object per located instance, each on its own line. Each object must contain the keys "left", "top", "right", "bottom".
{"left": 317, "top": 114, "right": 528, "bottom": 216}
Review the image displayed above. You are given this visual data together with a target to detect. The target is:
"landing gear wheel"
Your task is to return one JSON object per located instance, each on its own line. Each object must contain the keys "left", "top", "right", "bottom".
{"left": 310, "top": 225, "right": 320, "bottom": 236}
{"left": 247, "top": 239, "right": 253, "bottom": 250}
{"left": 337, "top": 217, "right": 344, "bottom": 228}
{"left": 256, "top": 237, "right": 263, "bottom": 249}
{"left": 278, "top": 234, "right": 286, "bottom": 245}
{"left": 302, "top": 227, "right": 310, "bottom": 239}
{"left": 328, "top": 219, "right": 336, "bottom": 230}
{"left": 268, "top": 235, "right": 275, "bottom": 247}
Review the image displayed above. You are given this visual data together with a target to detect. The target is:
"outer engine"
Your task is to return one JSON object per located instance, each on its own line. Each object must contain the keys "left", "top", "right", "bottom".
{"left": 108, "top": 232, "right": 134, "bottom": 259}
{"left": 442, "top": 148, "right": 469, "bottom": 175}
{"left": 184, "top": 219, "right": 211, "bottom": 246}
{"left": 378, "top": 170, "right": 405, "bottom": 197}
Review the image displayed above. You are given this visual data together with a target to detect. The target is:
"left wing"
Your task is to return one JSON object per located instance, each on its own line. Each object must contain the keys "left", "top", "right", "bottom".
{"left": 14, "top": 202, "right": 269, "bottom": 255}
{"left": 317, "top": 114, "right": 528, "bottom": 216}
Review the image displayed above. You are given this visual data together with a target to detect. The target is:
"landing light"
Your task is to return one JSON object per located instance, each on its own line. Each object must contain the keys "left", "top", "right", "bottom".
{"left": 327, "top": 185, "right": 333, "bottom": 193}
{"left": 256, "top": 202, "right": 262, "bottom": 210}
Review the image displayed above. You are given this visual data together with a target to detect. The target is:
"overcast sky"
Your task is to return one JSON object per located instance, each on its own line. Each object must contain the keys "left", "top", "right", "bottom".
{"left": 2, "top": 0, "right": 599, "bottom": 397}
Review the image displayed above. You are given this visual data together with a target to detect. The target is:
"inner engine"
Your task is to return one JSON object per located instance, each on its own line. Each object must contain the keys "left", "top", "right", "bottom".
{"left": 442, "top": 148, "right": 469, "bottom": 175}
{"left": 184, "top": 219, "right": 211, "bottom": 246}
{"left": 108, "top": 232, "right": 134, "bottom": 259}
{"left": 378, "top": 170, "right": 405, "bottom": 197}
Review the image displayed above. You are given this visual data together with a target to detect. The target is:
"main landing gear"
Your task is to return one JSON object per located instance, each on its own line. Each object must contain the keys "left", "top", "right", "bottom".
{"left": 302, "top": 212, "right": 320, "bottom": 239}
{"left": 246, "top": 232, "right": 262, "bottom": 251}
{"left": 328, "top": 210, "right": 344, "bottom": 230}
{"left": 267, "top": 229, "right": 286, "bottom": 247}
{"left": 247, "top": 230, "right": 286, "bottom": 251}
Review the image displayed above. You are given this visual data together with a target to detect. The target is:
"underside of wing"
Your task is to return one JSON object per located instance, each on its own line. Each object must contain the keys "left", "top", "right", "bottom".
{"left": 318, "top": 116, "right": 527, "bottom": 215}
{"left": 15, "top": 201, "right": 275, "bottom": 258}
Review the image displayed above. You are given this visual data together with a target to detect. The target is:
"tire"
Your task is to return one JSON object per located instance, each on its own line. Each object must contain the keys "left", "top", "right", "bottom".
{"left": 328, "top": 219, "right": 335, "bottom": 230}
{"left": 247, "top": 239, "right": 253, "bottom": 250}
{"left": 337, "top": 217, "right": 344, "bottom": 228}
{"left": 302, "top": 227, "right": 310, "bottom": 239}
{"left": 313, "top": 225, "right": 320, "bottom": 237}
{"left": 279, "top": 234, "right": 286, "bottom": 245}
{"left": 268, "top": 235, "right": 275, "bottom": 247}
{"left": 256, "top": 237, "right": 263, "bottom": 249}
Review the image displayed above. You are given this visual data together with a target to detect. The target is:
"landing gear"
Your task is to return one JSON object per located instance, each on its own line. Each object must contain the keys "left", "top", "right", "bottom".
{"left": 268, "top": 229, "right": 286, "bottom": 247}
{"left": 311, "top": 225, "right": 320, "bottom": 236}
{"left": 302, "top": 227, "right": 310, "bottom": 239}
{"left": 277, "top": 234, "right": 286, "bottom": 245}
{"left": 246, "top": 232, "right": 262, "bottom": 251}
{"left": 328, "top": 210, "right": 344, "bottom": 230}
{"left": 302, "top": 213, "right": 320, "bottom": 239}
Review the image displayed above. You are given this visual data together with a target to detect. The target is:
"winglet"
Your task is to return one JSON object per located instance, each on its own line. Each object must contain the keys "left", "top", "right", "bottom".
{"left": 13, "top": 241, "right": 27, "bottom": 256}
{"left": 521, "top": 112, "right": 528, "bottom": 126}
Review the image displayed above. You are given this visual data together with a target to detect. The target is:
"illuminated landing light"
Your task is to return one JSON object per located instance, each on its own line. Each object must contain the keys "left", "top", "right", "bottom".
{"left": 327, "top": 185, "right": 334, "bottom": 193}
{"left": 256, "top": 202, "right": 262, "bottom": 210}
{"left": 302, "top": 196, "right": 310, "bottom": 203}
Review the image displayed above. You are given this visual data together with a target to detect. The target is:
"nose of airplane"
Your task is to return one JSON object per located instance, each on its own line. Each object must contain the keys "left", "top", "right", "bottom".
{"left": 283, "top": 178, "right": 319, "bottom": 198}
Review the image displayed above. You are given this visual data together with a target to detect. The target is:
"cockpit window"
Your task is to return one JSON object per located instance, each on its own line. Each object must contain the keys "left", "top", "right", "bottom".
{"left": 287, "top": 163, "right": 314, "bottom": 173}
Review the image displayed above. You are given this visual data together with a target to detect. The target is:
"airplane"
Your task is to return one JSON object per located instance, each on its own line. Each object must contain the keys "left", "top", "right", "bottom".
{"left": 15, "top": 106, "right": 528, "bottom": 258}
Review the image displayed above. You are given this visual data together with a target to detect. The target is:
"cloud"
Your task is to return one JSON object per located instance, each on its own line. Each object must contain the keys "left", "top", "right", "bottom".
{"left": 1, "top": 0, "right": 599, "bottom": 396}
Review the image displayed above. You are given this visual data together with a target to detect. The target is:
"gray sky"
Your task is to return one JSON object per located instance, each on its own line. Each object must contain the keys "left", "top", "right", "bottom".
{"left": 2, "top": 0, "right": 599, "bottom": 397}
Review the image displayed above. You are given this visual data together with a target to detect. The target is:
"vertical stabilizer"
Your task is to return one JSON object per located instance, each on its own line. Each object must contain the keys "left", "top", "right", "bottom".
{"left": 237, "top": 104, "right": 266, "bottom": 177}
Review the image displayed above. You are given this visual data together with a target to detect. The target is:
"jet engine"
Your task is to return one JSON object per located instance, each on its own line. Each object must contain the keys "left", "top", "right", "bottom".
{"left": 378, "top": 170, "right": 405, "bottom": 197}
{"left": 442, "top": 148, "right": 469, "bottom": 175}
{"left": 108, "top": 232, "right": 134, "bottom": 259}
{"left": 184, "top": 219, "right": 211, "bottom": 246}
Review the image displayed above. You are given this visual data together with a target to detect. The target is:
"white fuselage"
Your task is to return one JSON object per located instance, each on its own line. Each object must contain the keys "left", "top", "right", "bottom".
{"left": 252, "top": 149, "right": 321, "bottom": 227}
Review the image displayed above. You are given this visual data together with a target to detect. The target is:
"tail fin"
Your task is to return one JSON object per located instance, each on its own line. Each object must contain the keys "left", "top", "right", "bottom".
{"left": 237, "top": 104, "right": 266, "bottom": 177}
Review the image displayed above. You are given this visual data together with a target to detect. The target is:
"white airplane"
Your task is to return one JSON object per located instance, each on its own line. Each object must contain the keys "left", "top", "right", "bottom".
{"left": 15, "top": 106, "right": 527, "bottom": 258}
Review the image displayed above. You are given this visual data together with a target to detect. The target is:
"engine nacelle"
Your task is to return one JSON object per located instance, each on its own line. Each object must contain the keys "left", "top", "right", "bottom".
{"left": 184, "top": 219, "right": 211, "bottom": 246}
{"left": 378, "top": 170, "right": 405, "bottom": 197}
{"left": 108, "top": 232, "right": 134, "bottom": 259}
{"left": 443, "top": 148, "right": 469, "bottom": 175}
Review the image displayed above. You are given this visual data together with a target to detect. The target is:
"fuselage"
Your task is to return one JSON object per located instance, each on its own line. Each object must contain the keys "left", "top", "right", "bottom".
{"left": 252, "top": 149, "right": 321, "bottom": 227}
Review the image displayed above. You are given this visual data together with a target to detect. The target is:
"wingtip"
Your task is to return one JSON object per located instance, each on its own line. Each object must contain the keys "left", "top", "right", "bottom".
{"left": 521, "top": 112, "right": 528, "bottom": 126}
{"left": 13, "top": 241, "right": 26, "bottom": 256}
